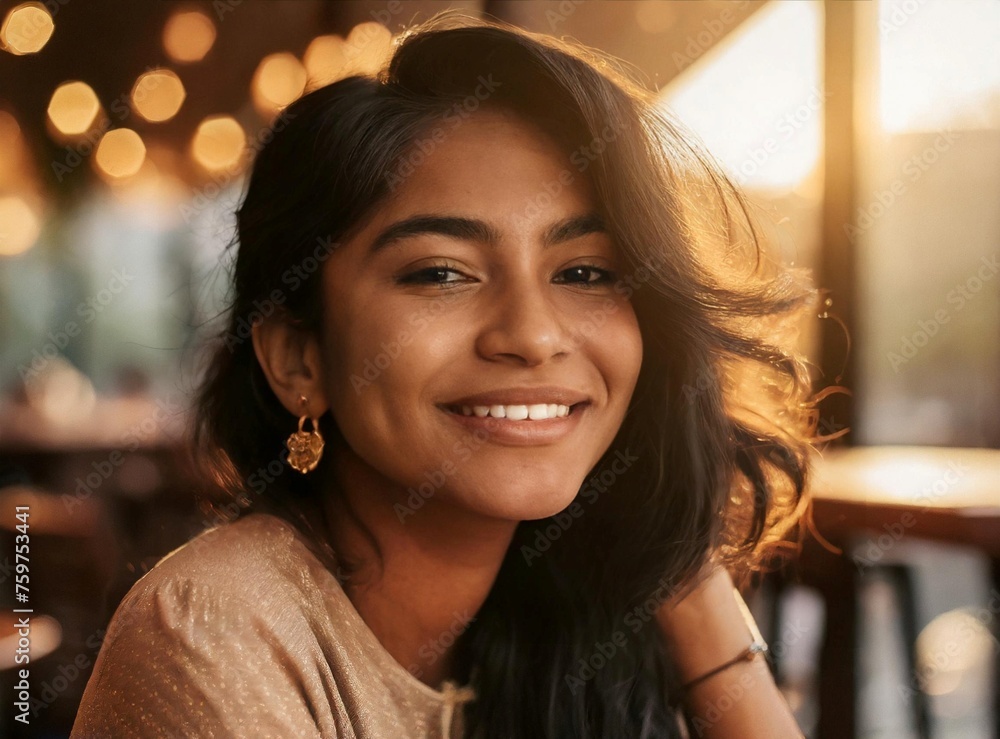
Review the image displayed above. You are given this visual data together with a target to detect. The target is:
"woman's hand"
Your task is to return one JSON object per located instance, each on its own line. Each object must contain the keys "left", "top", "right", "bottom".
{"left": 655, "top": 564, "right": 804, "bottom": 738}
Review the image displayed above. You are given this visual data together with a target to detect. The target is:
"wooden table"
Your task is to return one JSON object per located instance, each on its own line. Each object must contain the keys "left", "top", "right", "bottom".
{"left": 795, "top": 446, "right": 1000, "bottom": 739}
{"left": 809, "top": 446, "right": 1000, "bottom": 556}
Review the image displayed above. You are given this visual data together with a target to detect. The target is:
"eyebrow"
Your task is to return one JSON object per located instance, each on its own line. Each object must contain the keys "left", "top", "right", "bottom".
{"left": 366, "top": 211, "right": 607, "bottom": 258}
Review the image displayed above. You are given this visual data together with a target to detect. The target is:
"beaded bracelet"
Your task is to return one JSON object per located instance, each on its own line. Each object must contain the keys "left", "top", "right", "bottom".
{"left": 679, "top": 640, "right": 769, "bottom": 693}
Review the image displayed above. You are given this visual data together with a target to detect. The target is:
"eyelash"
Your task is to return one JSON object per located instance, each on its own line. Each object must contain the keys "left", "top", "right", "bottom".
{"left": 397, "top": 264, "right": 618, "bottom": 288}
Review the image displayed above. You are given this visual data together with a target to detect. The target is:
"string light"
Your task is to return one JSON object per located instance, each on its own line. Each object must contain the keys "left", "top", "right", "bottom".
{"left": 304, "top": 35, "right": 348, "bottom": 89}
{"left": 1, "top": 2, "right": 54, "bottom": 56}
{"left": 163, "top": 9, "right": 216, "bottom": 63}
{"left": 190, "top": 115, "right": 246, "bottom": 173}
{"left": 131, "top": 69, "right": 186, "bottom": 123}
{"left": 94, "top": 128, "right": 146, "bottom": 180}
{"left": 251, "top": 53, "right": 307, "bottom": 116}
{"left": 0, "top": 196, "right": 41, "bottom": 256}
{"left": 47, "top": 81, "right": 101, "bottom": 137}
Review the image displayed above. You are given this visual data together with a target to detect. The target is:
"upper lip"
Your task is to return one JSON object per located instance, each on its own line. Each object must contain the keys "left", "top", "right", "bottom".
{"left": 440, "top": 386, "right": 591, "bottom": 408}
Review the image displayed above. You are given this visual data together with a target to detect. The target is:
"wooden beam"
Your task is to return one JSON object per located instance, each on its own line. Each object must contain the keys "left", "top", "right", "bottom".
{"left": 818, "top": 0, "right": 858, "bottom": 446}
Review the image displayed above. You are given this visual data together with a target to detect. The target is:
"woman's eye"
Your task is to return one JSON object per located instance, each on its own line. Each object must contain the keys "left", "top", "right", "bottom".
{"left": 555, "top": 265, "right": 616, "bottom": 286}
{"left": 397, "top": 264, "right": 616, "bottom": 287}
{"left": 397, "top": 266, "right": 468, "bottom": 286}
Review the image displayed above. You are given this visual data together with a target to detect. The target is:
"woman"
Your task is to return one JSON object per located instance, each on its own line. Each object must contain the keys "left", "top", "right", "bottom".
{"left": 73, "top": 12, "right": 817, "bottom": 739}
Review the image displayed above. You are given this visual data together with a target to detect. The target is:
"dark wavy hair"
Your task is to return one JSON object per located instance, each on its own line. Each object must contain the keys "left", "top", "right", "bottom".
{"left": 191, "top": 11, "right": 823, "bottom": 738}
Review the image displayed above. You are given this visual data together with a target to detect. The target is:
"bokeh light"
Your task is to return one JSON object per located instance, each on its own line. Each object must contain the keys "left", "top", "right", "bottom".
{"left": 24, "top": 355, "right": 97, "bottom": 428}
{"left": 251, "top": 52, "right": 307, "bottom": 116}
{"left": 94, "top": 128, "right": 146, "bottom": 180}
{"left": 131, "top": 69, "right": 186, "bottom": 122}
{"left": 0, "top": 110, "right": 25, "bottom": 184}
{"left": 915, "top": 609, "right": 993, "bottom": 701}
{"left": 0, "top": 195, "right": 41, "bottom": 256}
{"left": 342, "top": 22, "right": 392, "bottom": 77}
{"left": 163, "top": 9, "right": 216, "bottom": 63}
{"left": 304, "top": 34, "right": 348, "bottom": 89}
{"left": 47, "top": 81, "right": 101, "bottom": 136}
{"left": 190, "top": 115, "right": 246, "bottom": 173}
{"left": 115, "top": 142, "right": 189, "bottom": 206}
{"left": 0, "top": 2, "right": 55, "bottom": 55}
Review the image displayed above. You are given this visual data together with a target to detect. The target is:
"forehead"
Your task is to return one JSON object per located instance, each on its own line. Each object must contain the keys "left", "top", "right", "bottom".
{"left": 382, "top": 107, "right": 598, "bottom": 219}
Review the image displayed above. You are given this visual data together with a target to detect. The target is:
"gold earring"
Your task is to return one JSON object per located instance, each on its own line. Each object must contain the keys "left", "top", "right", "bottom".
{"left": 286, "top": 395, "right": 324, "bottom": 474}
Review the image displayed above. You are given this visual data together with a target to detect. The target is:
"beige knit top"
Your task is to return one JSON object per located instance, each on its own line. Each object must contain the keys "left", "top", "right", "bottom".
{"left": 71, "top": 512, "right": 477, "bottom": 738}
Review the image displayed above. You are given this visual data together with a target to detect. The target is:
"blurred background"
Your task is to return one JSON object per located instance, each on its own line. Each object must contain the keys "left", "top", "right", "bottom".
{"left": 0, "top": 0, "right": 997, "bottom": 737}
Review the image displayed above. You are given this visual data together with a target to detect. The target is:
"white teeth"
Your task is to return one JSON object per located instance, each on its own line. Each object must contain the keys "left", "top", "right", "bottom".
{"left": 506, "top": 405, "right": 528, "bottom": 420}
{"left": 527, "top": 404, "right": 548, "bottom": 420}
{"left": 458, "top": 403, "right": 572, "bottom": 420}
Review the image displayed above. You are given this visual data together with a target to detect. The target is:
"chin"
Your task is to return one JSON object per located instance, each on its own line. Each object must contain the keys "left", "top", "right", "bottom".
{"left": 458, "top": 473, "right": 586, "bottom": 522}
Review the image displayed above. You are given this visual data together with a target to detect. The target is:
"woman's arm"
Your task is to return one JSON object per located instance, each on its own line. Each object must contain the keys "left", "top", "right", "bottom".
{"left": 655, "top": 565, "right": 804, "bottom": 738}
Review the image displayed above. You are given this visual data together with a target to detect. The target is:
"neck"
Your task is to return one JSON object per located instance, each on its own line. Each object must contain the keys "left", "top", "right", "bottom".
{"left": 321, "top": 443, "right": 517, "bottom": 689}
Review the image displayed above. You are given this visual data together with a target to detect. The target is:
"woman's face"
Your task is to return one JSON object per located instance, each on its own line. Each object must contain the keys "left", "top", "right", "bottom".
{"left": 318, "top": 107, "right": 642, "bottom": 522}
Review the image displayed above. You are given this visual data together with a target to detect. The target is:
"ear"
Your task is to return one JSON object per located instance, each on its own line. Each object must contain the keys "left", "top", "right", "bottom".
{"left": 251, "top": 312, "right": 329, "bottom": 419}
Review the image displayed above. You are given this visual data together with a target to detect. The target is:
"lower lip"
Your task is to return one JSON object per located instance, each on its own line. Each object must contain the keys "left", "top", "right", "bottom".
{"left": 437, "top": 404, "right": 588, "bottom": 446}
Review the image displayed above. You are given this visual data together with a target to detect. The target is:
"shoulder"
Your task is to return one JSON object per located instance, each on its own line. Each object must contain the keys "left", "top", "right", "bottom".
{"left": 104, "top": 512, "right": 327, "bottom": 646}
{"left": 153, "top": 511, "right": 305, "bottom": 583}
{"left": 132, "top": 512, "right": 310, "bottom": 607}
{"left": 72, "top": 513, "right": 334, "bottom": 737}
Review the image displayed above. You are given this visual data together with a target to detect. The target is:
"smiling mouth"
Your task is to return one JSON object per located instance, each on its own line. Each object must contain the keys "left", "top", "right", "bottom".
{"left": 441, "top": 402, "right": 588, "bottom": 420}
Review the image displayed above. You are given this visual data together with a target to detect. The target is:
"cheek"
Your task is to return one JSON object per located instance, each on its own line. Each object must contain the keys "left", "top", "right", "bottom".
{"left": 322, "top": 286, "right": 407, "bottom": 383}
{"left": 320, "top": 297, "right": 448, "bottom": 436}
{"left": 319, "top": 297, "right": 398, "bottom": 424}
{"left": 598, "top": 304, "right": 643, "bottom": 398}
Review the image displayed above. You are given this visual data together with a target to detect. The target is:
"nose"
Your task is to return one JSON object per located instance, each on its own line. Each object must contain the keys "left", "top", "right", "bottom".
{"left": 474, "top": 275, "right": 574, "bottom": 366}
